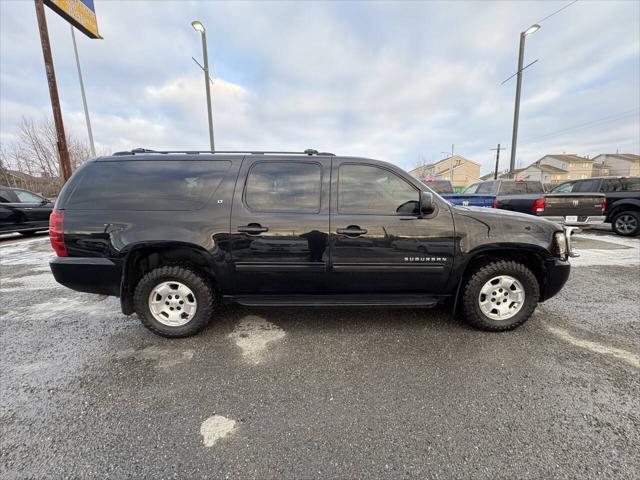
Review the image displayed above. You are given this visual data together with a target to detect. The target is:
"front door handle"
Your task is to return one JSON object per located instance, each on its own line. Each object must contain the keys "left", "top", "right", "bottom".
{"left": 337, "top": 226, "right": 368, "bottom": 236}
{"left": 237, "top": 224, "right": 269, "bottom": 235}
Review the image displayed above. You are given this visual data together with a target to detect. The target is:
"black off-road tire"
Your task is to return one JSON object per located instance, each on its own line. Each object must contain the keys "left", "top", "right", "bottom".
{"left": 133, "top": 265, "right": 215, "bottom": 338}
{"left": 462, "top": 260, "right": 539, "bottom": 331}
{"left": 611, "top": 210, "right": 640, "bottom": 237}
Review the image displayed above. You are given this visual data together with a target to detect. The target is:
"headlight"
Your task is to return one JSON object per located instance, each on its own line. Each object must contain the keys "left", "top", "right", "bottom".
{"left": 554, "top": 231, "right": 567, "bottom": 259}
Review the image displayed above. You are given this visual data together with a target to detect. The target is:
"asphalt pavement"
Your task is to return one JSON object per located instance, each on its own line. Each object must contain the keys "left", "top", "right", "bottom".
{"left": 1, "top": 231, "right": 639, "bottom": 479}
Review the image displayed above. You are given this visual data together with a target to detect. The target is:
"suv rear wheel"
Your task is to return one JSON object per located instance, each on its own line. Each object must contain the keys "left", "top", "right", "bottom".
{"left": 611, "top": 210, "right": 639, "bottom": 236}
{"left": 462, "top": 260, "right": 539, "bottom": 331}
{"left": 133, "top": 266, "right": 215, "bottom": 337}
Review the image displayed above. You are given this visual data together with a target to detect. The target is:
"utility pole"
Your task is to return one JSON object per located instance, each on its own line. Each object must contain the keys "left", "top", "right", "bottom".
{"left": 491, "top": 144, "right": 503, "bottom": 180}
{"left": 35, "top": 0, "right": 72, "bottom": 181}
{"left": 71, "top": 25, "right": 95, "bottom": 157}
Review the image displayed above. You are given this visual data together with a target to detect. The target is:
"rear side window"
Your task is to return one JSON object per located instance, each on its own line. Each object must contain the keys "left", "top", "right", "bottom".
{"left": 621, "top": 178, "right": 640, "bottom": 191}
{"left": 244, "top": 161, "right": 322, "bottom": 213}
{"left": 525, "top": 182, "right": 544, "bottom": 193}
{"left": 574, "top": 179, "right": 600, "bottom": 192}
{"left": 499, "top": 182, "right": 526, "bottom": 195}
{"left": 0, "top": 189, "right": 13, "bottom": 202}
{"left": 600, "top": 179, "right": 623, "bottom": 192}
{"left": 476, "top": 182, "right": 496, "bottom": 194}
{"left": 66, "top": 161, "right": 230, "bottom": 211}
{"left": 464, "top": 183, "right": 480, "bottom": 194}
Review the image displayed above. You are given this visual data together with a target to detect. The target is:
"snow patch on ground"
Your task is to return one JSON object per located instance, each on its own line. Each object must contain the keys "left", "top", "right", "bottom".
{"left": 572, "top": 234, "right": 639, "bottom": 267}
{"left": 0, "top": 238, "right": 52, "bottom": 266}
{"left": 546, "top": 325, "right": 640, "bottom": 369}
{"left": 200, "top": 415, "right": 237, "bottom": 447}
{"left": 228, "top": 315, "right": 285, "bottom": 364}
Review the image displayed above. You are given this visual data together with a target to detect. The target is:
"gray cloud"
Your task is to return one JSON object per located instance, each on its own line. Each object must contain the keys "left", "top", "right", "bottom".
{"left": 1, "top": 0, "right": 638, "bottom": 174}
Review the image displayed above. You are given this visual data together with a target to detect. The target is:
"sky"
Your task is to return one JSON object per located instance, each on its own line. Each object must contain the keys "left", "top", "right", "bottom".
{"left": 1, "top": 0, "right": 639, "bottom": 175}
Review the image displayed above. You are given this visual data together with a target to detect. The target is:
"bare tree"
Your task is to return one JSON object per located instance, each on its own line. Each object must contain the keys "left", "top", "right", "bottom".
{"left": 0, "top": 116, "right": 96, "bottom": 196}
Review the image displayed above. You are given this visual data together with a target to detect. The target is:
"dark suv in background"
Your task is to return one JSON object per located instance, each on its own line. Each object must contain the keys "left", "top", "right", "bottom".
{"left": 550, "top": 177, "right": 640, "bottom": 236}
{"left": 49, "top": 149, "right": 573, "bottom": 337}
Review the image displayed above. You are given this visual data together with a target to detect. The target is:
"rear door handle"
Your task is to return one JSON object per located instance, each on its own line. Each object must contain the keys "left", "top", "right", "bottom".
{"left": 337, "top": 227, "right": 368, "bottom": 236}
{"left": 237, "top": 224, "right": 269, "bottom": 234}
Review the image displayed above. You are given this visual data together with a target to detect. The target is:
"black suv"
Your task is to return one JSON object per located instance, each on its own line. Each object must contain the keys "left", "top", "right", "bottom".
{"left": 550, "top": 176, "right": 640, "bottom": 236}
{"left": 49, "top": 149, "right": 573, "bottom": 337}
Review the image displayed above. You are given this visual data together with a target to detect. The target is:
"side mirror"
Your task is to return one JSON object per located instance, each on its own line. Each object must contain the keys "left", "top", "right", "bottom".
{"left": 420, "top": 191, "right": 434, "bottom": 213}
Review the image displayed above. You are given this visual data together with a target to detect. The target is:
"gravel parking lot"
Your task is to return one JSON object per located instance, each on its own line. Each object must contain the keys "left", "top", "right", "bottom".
{"left": 1, "top": 231, "right": 639, "bottom": 479}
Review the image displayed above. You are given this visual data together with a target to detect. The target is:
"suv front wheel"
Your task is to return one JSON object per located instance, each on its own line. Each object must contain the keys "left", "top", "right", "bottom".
{"left": 462, "top": 260, "right": 539, "bottom": 331}
{"left": 133, "top": 266, "right": 215, "bottom": 337}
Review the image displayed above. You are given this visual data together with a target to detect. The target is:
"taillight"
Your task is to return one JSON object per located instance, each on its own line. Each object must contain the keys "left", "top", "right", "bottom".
{"left": 532, "top": 198, "right": 546, "bottom": 214}
{"left": 49, "top": 209, "right": 67, "bottom": 257}
{"left": 492, "top": 198, "right": 498, "bottom": 209}
{"left": 601, "top": 198, "right": 606, "bottom": 214}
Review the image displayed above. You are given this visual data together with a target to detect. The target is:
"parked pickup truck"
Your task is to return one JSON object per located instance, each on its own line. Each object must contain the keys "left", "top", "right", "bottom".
{"left": 50, "top": 149, "right": 574, "bottom": 338}
{"left": 550, "top": 176, "right": 640, "bottom": 236}
{"left": 442, "top": 179, "right": 606, "bottom": 227}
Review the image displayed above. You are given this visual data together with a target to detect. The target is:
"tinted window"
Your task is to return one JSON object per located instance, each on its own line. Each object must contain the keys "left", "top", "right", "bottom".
{"left": 499, "top": 182, "right": 527, "bottom": 195}
{"left": 574, "top": 179, "right": 600, "bottom": 192}
{"left": 621, "top": 177, "right": 640, "bottom": 191}
{"left": 15, "top": 190, "right": 43, "bottom": 203}
{"left": 338, "top": 164, "right": 418, "bottom": 215}
{"left": 245, "top": 161, "right": 322, "bottom": 213}
{"left": 67, "top": 161, "right": 230, "bottom": 210}
{"left": 525, "top": 182, "right": 544, "bottom": 193}
{"left": 0, "top": 189, "right": 12, "bottom": 203}
{"left": 463, "top": 183, "right": 480, "bottom": 194}
{"left": 552, "top": 181, "right": 576, "bottom": 193}
{"left": 477, "top": 182, "right": 496, "bottom": 194}
{"left": 600, "top": 179, "right": 622, "bottom": 192}
{"left": 423, "top": 180, "right": 453, "bottom": 194}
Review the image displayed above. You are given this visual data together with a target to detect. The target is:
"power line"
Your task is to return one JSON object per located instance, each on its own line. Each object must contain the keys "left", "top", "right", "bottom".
{"left": 536, "top": 0, "right": 579, "bottom": 24}
{"left": 521, "top": 108, "right": 640, "bottom": 143}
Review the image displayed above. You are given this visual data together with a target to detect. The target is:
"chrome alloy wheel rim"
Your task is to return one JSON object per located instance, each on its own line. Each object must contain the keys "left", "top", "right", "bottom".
{"left": 478, "top": 275, "right": 525, "bottom": 321}
{"left": 148, "top": 281, "right": 197, "bottom": 326}
{"left": 615, "top": 214, "right": 637, "bottom": 235}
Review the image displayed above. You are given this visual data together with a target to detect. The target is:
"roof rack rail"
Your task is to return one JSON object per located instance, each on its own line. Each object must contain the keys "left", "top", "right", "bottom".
{"left": 112, "top": 148, "right": 335, "bottom": 156}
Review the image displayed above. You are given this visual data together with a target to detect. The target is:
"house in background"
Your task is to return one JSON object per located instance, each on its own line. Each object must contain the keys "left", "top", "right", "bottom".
{"left": 537, "top": 154, "right": 593, "bottom": 180}
{"left": 409, "top": 155, "right": 480, "bottom": 188}
{"left": 592, "top": 154, "right": 639, "bottom": 176}
{"left": 514, "top": 163, "right": 569, "bottom": 184}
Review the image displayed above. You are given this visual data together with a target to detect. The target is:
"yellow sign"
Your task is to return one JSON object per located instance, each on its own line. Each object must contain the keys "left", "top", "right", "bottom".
{"left": 45, "top": 0, "right": 100, "bottom": 39}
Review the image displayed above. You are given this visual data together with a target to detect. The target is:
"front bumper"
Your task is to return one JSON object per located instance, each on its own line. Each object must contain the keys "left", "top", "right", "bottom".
{"left": 540, "top": 257, "right": 571, "bottom": 301}
{"left": 50, "top": 257, "right": 122, "bottom": 296}
{"left": 542, "top": 215, "right": 606, "bottom": 227}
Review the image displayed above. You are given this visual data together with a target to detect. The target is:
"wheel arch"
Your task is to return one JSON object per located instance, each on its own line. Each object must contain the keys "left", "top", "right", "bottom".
{"left": 606, "top": 199, "right": 640, "bottom": 221}
{"left": 119, "top": 242, "right": 218, "bottom": 315}
{"left": 452, "top": 245, "right": 550, "bottom": 314}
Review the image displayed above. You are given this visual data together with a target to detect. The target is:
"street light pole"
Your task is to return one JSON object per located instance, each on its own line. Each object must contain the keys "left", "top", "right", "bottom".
{"left": 508, "top": 24, "right": 540, "bottom": 178}
{"left": 71, "top": 25, "right": 95, "bottom": 157}
{"left": 192, "top": 20, "right": 215, "bottom": 152}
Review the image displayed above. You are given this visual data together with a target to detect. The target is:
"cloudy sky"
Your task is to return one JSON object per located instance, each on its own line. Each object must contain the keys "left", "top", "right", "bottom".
{"left": 1, "top": 0, "right": 638, "bottom": 174}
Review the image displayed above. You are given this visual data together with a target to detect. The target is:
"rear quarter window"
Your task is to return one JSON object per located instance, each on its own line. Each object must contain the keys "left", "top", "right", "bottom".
{"left": 499, "top": 182, "right": 526, "bottom": 195}
{"left": 66, "top": 160, "right": 231, "bottom": 211}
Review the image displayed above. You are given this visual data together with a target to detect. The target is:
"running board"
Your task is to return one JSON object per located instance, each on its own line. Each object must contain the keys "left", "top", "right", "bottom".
{"left": 225, "top": 294, "right": 444, "bottom": 307}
